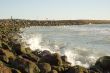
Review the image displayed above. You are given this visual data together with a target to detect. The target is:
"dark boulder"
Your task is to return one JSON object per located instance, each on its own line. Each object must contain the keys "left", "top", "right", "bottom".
{"left": 8, "top": 39, "right": 32, "bottom": 55}
{"left": 38, "top": 63, "right": 51, "bottom": 73}
{"left": 1, "top": 42, "right": 11, "bottom": 50}
{"left": 33, "top": 50, "right": 51, "bottom": 57}
{"left": 10, "top": 57, "right": 40, "bottom": 73}
{"left": 66, "top": 65, "right": 89, "bottom": 73}
{"left": 0, "top": 49, "right": 15, "bottom": 63}
{"left": 50, "top": 70, "right": 58, "bottom": 73}
{"left": 95, "top": 56, "right": 110, "bottom": 73}
{"left": 0, "top": 61, "right": 12, "bottom": 73}
{"left": 53, "top": 53, "right": 62, "bottom": 66}
{"left": 52, "top": 66, "right": 64, "bottom": 73}
{"left": 40, "top": 53, "right": 62, "bottom": 66}
{"left": 21, "top": 53, "right": 40, "bottom": 64}
{"left": 40, "top": 50, "right": 52, "bottom": 57}
{"left": 11, "top": 68, "right": 21, "bottom": 73}
{"left": 61, "top": 55, "right": 71, "bottom": 66}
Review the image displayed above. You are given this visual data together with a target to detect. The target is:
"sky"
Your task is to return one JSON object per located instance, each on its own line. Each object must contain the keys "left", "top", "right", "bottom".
{"left": 0, "top": 0, "right": 110, "bottom": 20}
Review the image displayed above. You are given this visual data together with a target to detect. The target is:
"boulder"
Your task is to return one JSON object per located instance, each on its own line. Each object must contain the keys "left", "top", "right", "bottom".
{"left": 95, "top": 56, "right": 110, "bottom": 72}
{"left": 50, "top": 70, "right": 58, "bottom": 73}
{"left": 10, "top": 57, "right": 40, "bottom": 73}
{"left": 40, "top": 50, "right": 51, "bottom": 57}
{"left": 11, "top": 42, "right": 32, "bottom": 55}
{"left": 0, "top": 49, "right": 15, "bottom": 63}
{"left": 61, "top": 55, "right": 71, "bottom": 66}
{"left": 1, "top": 42, "right": 11, "bottom": 50}
{"left": 8, "top": 39, "right": 32, "bottom": 55}
{"left": 53, "top": 53, "right": 62, "bottom": 66}
{"left": 90, "top": 65, "right": 103, "bottom": 73}
{"left": 0, "top": 61, "right": 12, "bottom": 73}
{"left": 40, "top": 53, "right": 62, "bottom": 66}
{"left": 52, "top": 66, "right": 64, "bottom": 73}
{"left": 32, "top": 49, "right": 42, "bottom": 57}
{"left": 11, "top": 68, "right": 21, "bottom": 73}
{"left": 21, "top": 53, "right": 40, "bottom": 64}
{"left": 33, "top": 50, "right": 51, "bottom": 57}
{"left": 66, "top": 65, "right": 89, "bottom": 73}
{"left": 38, "top": 63, "right": 51, "bottom": 73}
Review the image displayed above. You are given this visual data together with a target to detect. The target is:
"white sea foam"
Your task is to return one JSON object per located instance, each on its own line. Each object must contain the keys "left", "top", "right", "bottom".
{"left": 20, "top": 33, "right": 108, "bottom": 68}
{"left": 20, "top": 24, "right": 110, "bottom": 68}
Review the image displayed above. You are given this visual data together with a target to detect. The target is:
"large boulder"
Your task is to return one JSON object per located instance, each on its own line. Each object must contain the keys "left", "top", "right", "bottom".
{"left": 38, "top": 63, "right": 51, "bottom": 73}
{"left": 89, "top": 66, "right": 102, "bottom": 73}
{"left": 1, "top": 42, "right": 11, "bottom": 50}
{"left": 53, "top": 53, "right": 62, "bottom": 66}
{"left": 95, "top": 56, "right": 110, "bottom": 72}
{"left": 0, "top": 49, "right": 15, "bottom": 63}
{"left": 61, "top": 55, "right": 71, "bottom": 66}
{"left": 66, "top": 65, "right": 89, "bottom": 73}
{"left": 33, "top": 50, "right": 51, "bottom": 57}
{"left": 8, "top": 40, "right": 32, "bottom": 55}
{"left": 21, "top": 53, "right": 40, "bottom": 64}
{"left": 52, "top": 66, "right": 64, "bottom": 73}
{"left": 40, "top": 53, "right": 62, "bottom": 66}
{"left": 0, "top": 61, "right": 12, "bottom": 73}
{"left": 10, "top": 57, "right": 40, "bottom": 73}
{"left": 11, "top": 68, "right": 21, "bottom": 73}
{"left": 52, "top": 65, "right": 70, "bottom": 73}
{"left": 50, "top": 70, "right": 58, "bottom": 73}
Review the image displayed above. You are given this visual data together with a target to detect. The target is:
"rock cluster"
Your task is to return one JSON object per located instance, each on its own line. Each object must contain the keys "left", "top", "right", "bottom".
{"left": 0, "top": 40, "right": 110, "bottom": 73}
{"left": 0, "top": 19, "right": 110, "bottom": 73}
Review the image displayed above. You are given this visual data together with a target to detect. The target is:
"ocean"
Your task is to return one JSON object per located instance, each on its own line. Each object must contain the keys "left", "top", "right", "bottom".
{"left": 20, "top": 24, "right": 110, "bottom": 68}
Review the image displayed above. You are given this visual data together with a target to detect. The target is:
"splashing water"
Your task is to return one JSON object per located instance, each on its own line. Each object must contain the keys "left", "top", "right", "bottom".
{"left": 20, "top": 33, "right": 108, "bottom": 68}
{"left": 21, "top": 33, "right": 56, "bottom": 52}
{"left": 21, "top": 33, "right": 42, "bottom": 50}
{"left": 20, "top": 24, "right": 110, "bottom": 68}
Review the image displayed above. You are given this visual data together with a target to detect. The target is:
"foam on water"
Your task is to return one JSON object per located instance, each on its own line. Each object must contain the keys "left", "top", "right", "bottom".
{"left": 20, "top": 33, "right": 109, "bottom": 68}
{"left": 20, "top": 24, "right": 110, "bottom": 68}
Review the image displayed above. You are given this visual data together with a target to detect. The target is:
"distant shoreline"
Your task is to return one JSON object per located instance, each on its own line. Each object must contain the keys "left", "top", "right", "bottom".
{"left": 0, "top": 19, "right": 110, "bottom": 27}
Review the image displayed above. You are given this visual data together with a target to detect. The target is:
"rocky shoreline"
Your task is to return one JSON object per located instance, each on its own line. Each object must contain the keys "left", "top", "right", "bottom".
{"left": 0, "top": 19, "right": 110, "bottom": 27}
{"left": 0, "top": 20, "right": 110, "bottom": 73}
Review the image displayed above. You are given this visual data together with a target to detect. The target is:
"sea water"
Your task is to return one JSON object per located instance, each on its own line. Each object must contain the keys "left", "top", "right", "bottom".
{"left": 20, "top": 24, "right": 110, "bottom": 68}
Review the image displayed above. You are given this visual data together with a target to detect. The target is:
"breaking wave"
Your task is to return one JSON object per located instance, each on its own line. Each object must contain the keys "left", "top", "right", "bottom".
{"left": 20, "top": 24, "right": 110, "bottom": 68}
{"left": 20, "top": 33, "right": 109, "bottom": 68}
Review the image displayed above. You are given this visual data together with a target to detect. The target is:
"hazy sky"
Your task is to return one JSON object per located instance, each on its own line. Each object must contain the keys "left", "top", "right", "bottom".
{"left": 0, "top": 0, "right": 110, "bottom": 20}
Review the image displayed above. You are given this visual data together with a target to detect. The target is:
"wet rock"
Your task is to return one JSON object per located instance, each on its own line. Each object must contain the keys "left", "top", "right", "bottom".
{"left": 11, "top": 42, "right": 32, "bottom": 55}
{"left": 50, "top": 70, "right": 58, "bottom": 73}
{"left": 38, "top": 63, "right": 51, "bottom": 73}
{"left": 11, "top": 68, "right": 21, "bottom": 73}
{"left": 21, "top": 53, "right": 40, "bottom": 64}
{"left": 0, "top": 49, "right": 15, "bottom": 63}
{"left": 10, "top": 57, "right": 40, "bottom": 73}
{"left": 0, "top": 61, "right": 12, "bottom": 73}
{"left": 33, "top": 50, "right": 51, "bottom": 57}
{"left": 41, "top": 50, "right": 52, "bottom": 57}
{"left": 0, "top": 55, "right": 9, "bottom": 63}
{"left": 32, "top": 49, "right": 42, "bottom": 57}
{"left": 66, "top": 65, "right": 89, "bottom": 73}
{"left": 89, "top": 66, "right": 102, "bottom": 73}
{"left": 95, "top": 56, "right": 110, "bottom": 73}
{"left": 1, "top": 42, "right": 11, "bottom": 50}
{"left": 40, "top": 53, "right": 62, "bottom": 66}
{"left": 52, "top": 66, "right": 64, "bottom": 73}
{"left": 61, "top": 55, "right": 71, "bottom": 66}
{"left": 11, "top": 42, "right": 22, "bottom": 55}
{"left": 53, "top": 53, "right": 63, "bottom": 66}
